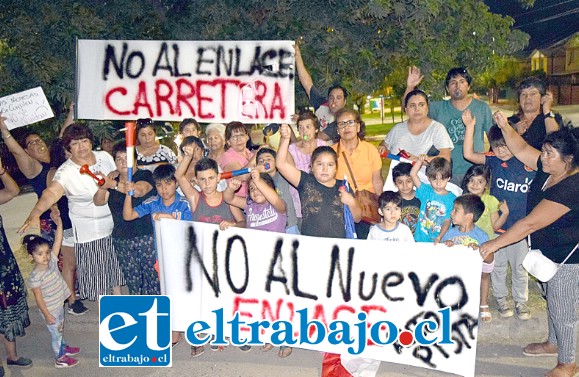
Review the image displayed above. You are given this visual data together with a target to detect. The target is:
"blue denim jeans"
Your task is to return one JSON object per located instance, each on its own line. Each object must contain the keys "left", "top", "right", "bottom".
{"left": 40, "top": 306, "right": 66, "bottom": 358}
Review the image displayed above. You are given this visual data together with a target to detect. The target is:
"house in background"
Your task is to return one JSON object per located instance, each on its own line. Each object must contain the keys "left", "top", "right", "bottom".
{"left": 530, "top": 32, "right": 579, "bottom": 105}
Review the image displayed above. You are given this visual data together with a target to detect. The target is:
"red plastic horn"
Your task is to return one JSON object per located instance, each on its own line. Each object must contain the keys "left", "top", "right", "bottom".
{"left": 79, "top": 164, "right": 106, "bottom": 186}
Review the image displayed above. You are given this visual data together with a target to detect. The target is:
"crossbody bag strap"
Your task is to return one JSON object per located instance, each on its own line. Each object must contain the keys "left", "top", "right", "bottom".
{"left": 560, "top": 243, "right": 579, "bottom": 266}
{"left": 340, "top": 150, "right": 359, "bottom": 191}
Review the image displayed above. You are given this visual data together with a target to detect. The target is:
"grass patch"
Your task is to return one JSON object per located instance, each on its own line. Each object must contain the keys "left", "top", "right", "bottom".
{"left": 364, "top": 122, "right": 396, "bottom": 137}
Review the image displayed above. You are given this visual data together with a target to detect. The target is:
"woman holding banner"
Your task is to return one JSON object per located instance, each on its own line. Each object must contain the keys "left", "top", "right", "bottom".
{"left": 19, "top": 124, "right": 125, "bottom": 301}
{"left": 479, "top": 112, "right": 578, "bottom": 377}
{"left": 135, "top": 118, "right": 177, "bottom": 172}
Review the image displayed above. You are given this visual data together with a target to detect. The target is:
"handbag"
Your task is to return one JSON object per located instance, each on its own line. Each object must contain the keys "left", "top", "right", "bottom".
{"left": 522, "top": 237, "right": 578, "bottom": 282}
{"left": 340, "top": 151, "right": 380, "bottom": 224}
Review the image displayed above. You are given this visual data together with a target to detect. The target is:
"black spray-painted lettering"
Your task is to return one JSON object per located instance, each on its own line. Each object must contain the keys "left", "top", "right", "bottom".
{"left": 224, "top": 235, "right": 249, "bottom": 294}
{"left": 265, "top": 239, "right": 290, "bottom": 294}
{"left": 103, "top": 43, "right": 145, "bottom": 80}
{"left": 291, "top": 240, "right": 318, "bottom": 300}
{"left": 409, "top": 272, "right": 439, "bottom": 307}
{"left": 326, "top": 245, "right": 354, "bottom": 302}
{"left": 381, "top": 272, "right": 404, "bottom": 302}
{"left": 433, "top": 276, "right": 468, "bottom": 311}
{"left": 185, "top": 226, "right": 220, "bottom": 296}
{"left": 358, "top": 271, "right": 378, "bottom": 301}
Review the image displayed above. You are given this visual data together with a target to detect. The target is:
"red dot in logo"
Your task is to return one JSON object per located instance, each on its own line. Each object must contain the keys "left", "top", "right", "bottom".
{"left": 399, "top": 331, "right": 414, "bottom": 346}
{"left": 152, "top": 357, "right": 157, "bottom": 362}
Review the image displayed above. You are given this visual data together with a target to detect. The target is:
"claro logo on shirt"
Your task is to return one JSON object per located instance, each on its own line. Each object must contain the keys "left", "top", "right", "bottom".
{"left": 496, "top": 177, "right": 533, "bottom": 193}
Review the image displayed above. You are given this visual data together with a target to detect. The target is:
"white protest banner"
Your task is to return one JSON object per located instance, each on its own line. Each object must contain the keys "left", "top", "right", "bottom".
{"left": 156, "top": 220, "right": 482, "bottom": 377}
{"left": 76, "top": 40, "right": 295, "bottom": 123}
{"left": 0, "top": 87, "right": 54, "bottom": 130}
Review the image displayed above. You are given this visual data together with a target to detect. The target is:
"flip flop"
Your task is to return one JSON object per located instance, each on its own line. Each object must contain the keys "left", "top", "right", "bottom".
{"left": 278, "top": 346, "right": 292, "bottom": 358}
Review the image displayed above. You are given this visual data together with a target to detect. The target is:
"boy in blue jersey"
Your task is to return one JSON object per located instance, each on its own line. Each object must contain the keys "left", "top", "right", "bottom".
{"left": 123, "top": 163, "right": 192, "bottom": 222}
{"left": 442, "top": 194, "right": 494, "bottom": 324}
{"left": 463, "top": 111, "right": 535, "bottom": 320}
{"left": 410, "top": 156, "right": 457, "bottom": 243}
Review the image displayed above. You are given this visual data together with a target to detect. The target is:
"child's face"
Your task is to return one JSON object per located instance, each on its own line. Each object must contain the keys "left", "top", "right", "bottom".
{"left": 311, "top": 153, "right": 337, "bottom": 185}
{"left": 249, "top": 180, "right": 266, "bottom": 204}
{"left": 467, "top": 175, "right": 487, "bottom": 197}
{"left": 394, "top": 175, "right": 414, "bottom": 196}
{"left": 181, "top": 124, "right": 200, "bottom": 138}
{"left": 155, "top": 179, "right": 178, "bottom": 201}
{"left": 379, "top": 202, "right": 402, "bottom": 226}
{"left": 30, "top": 245, "right": 51, "bottom": 266}
{"left": 428, "top": 173, "right": 450, "bottom": 194}
{"left": 196, "top": 169, "right": 219, "bottom": 194}
{"left": 257, "top": 153, "right": 276, "bottom": 174}
{"left": 491, "top": 144, "right": 513, "bottom": 161}
{"left": 450, "top": 203, "right": 471, "bottom": 227}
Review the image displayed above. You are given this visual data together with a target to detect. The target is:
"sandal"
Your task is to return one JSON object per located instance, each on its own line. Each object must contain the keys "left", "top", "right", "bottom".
{"left": 278, "top": 346, "right": 292, "bottom": 358}
{"left": 261, "top": 343, "right": 274, "bottom": 352}
{"left": 479, "top": 305, "right": 492, "bottom": 324}
{"left": 190, "top": 345, "right": 205, "bottom": 357}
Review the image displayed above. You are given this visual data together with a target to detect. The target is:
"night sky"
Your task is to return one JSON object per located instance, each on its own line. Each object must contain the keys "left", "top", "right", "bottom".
{"left": 485, "top": 0, "right": 579, "bottom": 52}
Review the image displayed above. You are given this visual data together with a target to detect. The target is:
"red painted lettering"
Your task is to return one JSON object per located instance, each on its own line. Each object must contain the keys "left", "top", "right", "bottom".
{"left": 105, "top": 87, "right": 130, "bottom": 115}
{"left": 155, "top": 79, "right": 174, "bottom": 117}
{"left": 175, "top": 78, "right": 196, "bottom": 117}
{"left": 132, "top": 81, "right": 153, "bottom": 117}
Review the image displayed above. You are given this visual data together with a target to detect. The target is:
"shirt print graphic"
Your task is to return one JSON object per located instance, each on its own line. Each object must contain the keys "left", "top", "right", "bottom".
{"left": 447, "top": 118, "right": 465, "bottom": 145}
{"left": 420, "top": 200, "right": 448, "bottom": 239}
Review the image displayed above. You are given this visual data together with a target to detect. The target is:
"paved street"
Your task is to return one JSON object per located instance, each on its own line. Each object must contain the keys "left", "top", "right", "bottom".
{"left": 2, "top": 192, "right": 575, "bottom": 377}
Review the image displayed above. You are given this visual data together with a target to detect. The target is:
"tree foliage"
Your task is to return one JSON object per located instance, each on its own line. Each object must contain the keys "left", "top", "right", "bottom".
{"left": 0, "top": 0, "right": 530, "bottom": 129}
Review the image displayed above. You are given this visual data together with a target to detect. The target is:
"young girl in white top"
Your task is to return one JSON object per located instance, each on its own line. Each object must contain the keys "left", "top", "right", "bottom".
{"left": 25, "top": 210, "right": 80, "bottom": 368}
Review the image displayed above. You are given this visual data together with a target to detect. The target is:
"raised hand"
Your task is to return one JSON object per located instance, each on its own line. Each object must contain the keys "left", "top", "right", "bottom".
{"left": 280, "top": 124, "right": 292, "bottom": 140}
{"left": 407, "top": 66, "right": 424, "bottom": 89}
{"left": 462, "top": 109, "right": 476, "bottom": 129}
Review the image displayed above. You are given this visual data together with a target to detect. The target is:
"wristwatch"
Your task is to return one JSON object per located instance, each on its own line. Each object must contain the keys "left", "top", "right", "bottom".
{"left": 543, "top": 111, "right": 555, "bottom": 119}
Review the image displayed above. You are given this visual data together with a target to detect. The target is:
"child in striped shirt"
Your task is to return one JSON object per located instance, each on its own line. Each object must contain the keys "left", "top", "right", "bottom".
{"left": 25, "top": 209, "right": 81, "bottom": 368}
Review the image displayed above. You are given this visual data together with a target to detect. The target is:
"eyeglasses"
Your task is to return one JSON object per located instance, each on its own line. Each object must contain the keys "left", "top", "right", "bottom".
{"left": 229, "top": 134, "right": 247, "bottom": 141}
{"left": 337, "top": 120, "right": 357, "bottom": 129}
{"left": 26, "top": 139, "right": 44, "bottom": 147}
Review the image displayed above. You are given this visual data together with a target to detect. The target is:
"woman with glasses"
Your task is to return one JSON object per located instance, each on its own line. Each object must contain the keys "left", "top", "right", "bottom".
{"left": 220, "top": 122, "right": 254, "bottom": 197}
{"left": 332, "top": 108, "right": 384, "bottom": 239}
{"left": 508, "top": 77, "right": 563, "bottom": 150}
{"left": 135, "top": 119, "right": 177, "bottom": 172}
{"left": 378, "top": 89, "right": 453, "bottom": 163}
